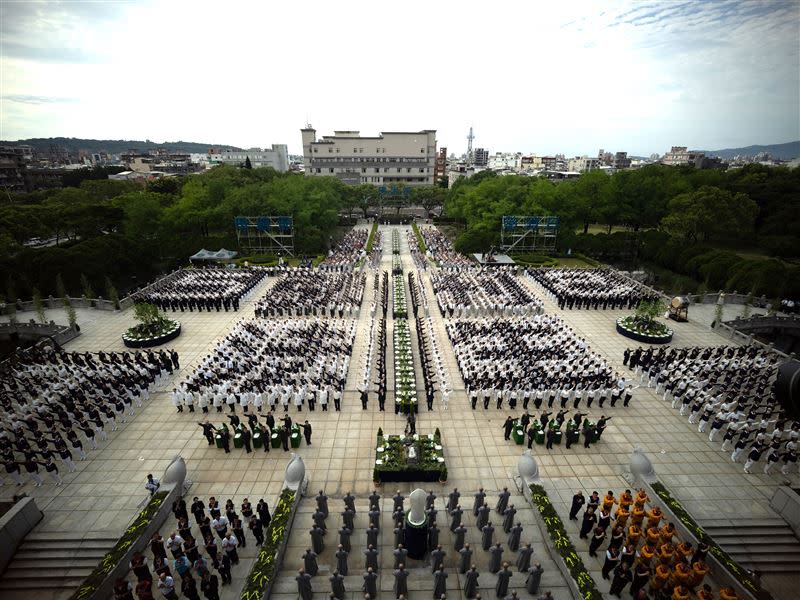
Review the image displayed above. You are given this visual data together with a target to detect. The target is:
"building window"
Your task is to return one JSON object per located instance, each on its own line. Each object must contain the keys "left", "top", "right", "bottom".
{"left": 375, "top": 168, "right": 380, "bottom": 173}
{"left": 407, "top": 168, "right": 411, "bottom": 173}
{"left": 362, "top": 168, "right": 366, "bottom": 173}
{"left": 354, "top": 148, "right": 358, "bottom": 153}
{"left": 329, "top": 168, "right": 334, "bottom": 173}
{"left": 419, "top": 168, "right": 425, "bottom": 173}
{"left": 385, "top": 168, "right": 389, "bottom": 172}
{"left": 316, "top": 168, "right": 321, "bottom": 173}
{"left": 359, "top": 148, "right": 364, "bottom": 153}
{"left": 336, "top": 148, "right": 340, "bottom": 153}
{"left": 397, "top": 168, "right": 401, "bottom": 173}
{"left": 421, "top": 148, "right": 424, "bottom": 153}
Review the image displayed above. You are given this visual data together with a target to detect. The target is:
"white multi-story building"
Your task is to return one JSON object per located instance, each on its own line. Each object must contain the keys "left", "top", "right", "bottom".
{"left": 567, "top": 156, "right": 601, "bottom": 172}
{"left": 301, "top": 126, "right": 437, "bottom": 186}
{"left": 208, "top": 145, "right": 289, "bottom": 172}
{"left": 661, "top": 146, "right": 704, "bottom": 166}
{"left": 488, "top": 152, "right": 522, "bottom": 170}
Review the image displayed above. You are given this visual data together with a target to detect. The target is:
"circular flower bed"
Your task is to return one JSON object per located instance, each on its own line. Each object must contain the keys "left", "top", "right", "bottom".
{"left": 123, "top": 319, "right": 181, "bottom": 348}
{"left": 616, "top": 316, "right": 673, "bottom": 344}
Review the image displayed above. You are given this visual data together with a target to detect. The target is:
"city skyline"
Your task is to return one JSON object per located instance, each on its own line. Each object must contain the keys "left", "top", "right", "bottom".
{"left": 1, "top": 0, "right": 798, "bottom": 157}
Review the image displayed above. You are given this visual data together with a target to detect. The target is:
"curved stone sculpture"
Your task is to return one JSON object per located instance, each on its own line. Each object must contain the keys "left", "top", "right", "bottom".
{"left": 518, "top": 450, "right": 540, "bottom": 485}
{"left": 284, "top": 453, "right": 306, "bottom": 490}
{"left": 161, "top": 455, "right": 187, "bottom": 487}
{"left": 630, "top": 447, "right": 657, "bottom": 483}
{"left": 407, "top": 488, "right": 427, "bottom": 526}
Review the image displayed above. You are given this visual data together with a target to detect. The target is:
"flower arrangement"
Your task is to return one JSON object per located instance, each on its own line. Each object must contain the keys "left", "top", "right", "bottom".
{"left": 529, "top": 484, "right": 603, "bottom": 600}
{"left": 374, "top": 432, "right": 447, "bottom": 482}
{"left": 69, "top": 491, "right": 168, "bottom": 600}
{"left": 393, "top": 319, "right": 417, "bottom": 413}
{"left": 240, "top": 488, "right": 297, "bottom": 600}
{"left": 392, "top": 229, "right": 400, "bottom": 255}
{"left": 393, "top": 274, "right": 408, "bottom": 318}
{"left": 123, "top": 302, "right": 181, "bottom": 347}
{"left": 616, "top": 299, "right": 672, "bottom": 343}
{"left": 650, "top": 482, "right": 769, "bottom": 599}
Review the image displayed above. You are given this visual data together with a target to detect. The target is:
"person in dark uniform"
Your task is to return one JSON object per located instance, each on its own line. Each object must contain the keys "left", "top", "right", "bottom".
{"left": 241, "top": 428, "right": 252, "bottom": 454}
{"left": 303, "top": 421, "right": 313, "bottom": 445}
{"left": 199, "top": 421, "right": 217, "bottom": 445}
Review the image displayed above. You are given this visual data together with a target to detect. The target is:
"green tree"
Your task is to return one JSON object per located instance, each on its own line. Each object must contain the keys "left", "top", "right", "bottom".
{"left": 55, "top": 273, "right": 67, "bottom": 299}
{"left": 662, "top": 186, "right": 758, "bottom": 242}
{"left": 80, "top": 273, "right": 95, "bottom": 299}
{"left": 244, "top": 156, "right": 253, "bottom": 169}
{"left": 32, "top": 287, "right": 46, "bottom": 322}
{"left": 105, "top": 276, "right": 119, "bottom": 309}
{"left": 572, "top": 170, "right": 612, "bottom": 233}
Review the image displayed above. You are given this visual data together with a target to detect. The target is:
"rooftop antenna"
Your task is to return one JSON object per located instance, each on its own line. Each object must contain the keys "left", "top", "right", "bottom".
{"left": 466, "top": 126, "right": 475, "bottom": 166}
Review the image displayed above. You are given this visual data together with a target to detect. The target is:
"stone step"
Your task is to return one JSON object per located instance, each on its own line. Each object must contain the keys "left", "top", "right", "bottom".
{"left": 699, "top": 518, "right": 788, "bottom": 528}
{"left": 17, "top": 540, "right": 116, "bottom": 552}
{"left": 12, "top": 548, "right": 109, "bottom": 561}
{"left": 702, "top": 526, "right": 796, "bottom": 537}
{"left": 0, "top": 567, "right": 94, "bottom": 580}
{"left": 0, "top": 576, "right": 87, "bottom": 591}
{"left": 7, "top": 556, "right": 101, "bottom": 570}
{"left": 23, "top": 530, "right": 118, "bottom": 542}
{"left": 708, "top": 535, "right": 800, "bottom": 546}
{"left": 723, "top": 545, "right": 800, "bottom": 556}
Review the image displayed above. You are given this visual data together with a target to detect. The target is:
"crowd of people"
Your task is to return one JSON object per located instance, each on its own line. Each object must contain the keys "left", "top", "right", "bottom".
{"left": 527, "top": 268, "right": 658, "bottom": 310}
{"left": 198, "top": 411, "right": 312, "bottom": 453}
{"left": 357, "top": 271, "right": 387, "bottom": 411}
{"left": 1, "top": 344, "right": 174, "bottom": 487}
{"left": 626, "top": 345, "right": 798, "bottom": 475}
{"left": 113, "top": 495, "right": 274, "bottom": 600}
{"left": 292, "top": 488, "right": 549, "bottom": 600}
{"left": 172, "top": 318, "right": 355, "bottom": 414}
{"left": 446, "top": 315, "right": 629, "bottom": 410}
{"left": 432, "top": 267, "right": 544, "bottom": 317}
{"left": 253, "top": 270, "right": 365, "bottom": 317}
{"left": 502, "top": 409, "right": 613, "bottom": 450}
{"left": 571, "top": 488, "right": 717, "bottom": 600}
{"left": 419, "top": 226, "right": 473, "bottom": 268}
{"left": 320, "top": 228, "right": 368, "bottom": 271}
{"left": 408, "top": 230, "right": 427, "bottom": 270}
{"left": 367, "top": 230, "right": 383, "bottom": 270}
{"left": 133, "top": 267, "right": 267, "bottom": 312}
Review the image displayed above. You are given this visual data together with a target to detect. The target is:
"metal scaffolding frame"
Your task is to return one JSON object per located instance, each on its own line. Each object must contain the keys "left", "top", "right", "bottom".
{"left": 234, "top": 216, "right": 295, "bottom": 256}
{"left": 500, "top": 215, "right": 559, "bottom": 254}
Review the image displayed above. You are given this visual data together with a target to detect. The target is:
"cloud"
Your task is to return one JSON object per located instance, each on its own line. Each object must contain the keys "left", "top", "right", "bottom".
{"left": 2, "top": 94, "right": 78, "bottom": 105}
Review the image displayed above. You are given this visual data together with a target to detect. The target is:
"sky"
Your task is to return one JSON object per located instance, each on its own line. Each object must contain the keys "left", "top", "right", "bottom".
{"left": 1, "top": 0, "right": 799, "bottom": 157}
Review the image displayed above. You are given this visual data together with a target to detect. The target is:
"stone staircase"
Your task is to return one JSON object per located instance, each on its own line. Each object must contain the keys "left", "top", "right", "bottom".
{"left": 0, "top": 531, "right": 117, "bottom": 597}
{"left": 698, "top": 517, "right": 800, "bottom": 574}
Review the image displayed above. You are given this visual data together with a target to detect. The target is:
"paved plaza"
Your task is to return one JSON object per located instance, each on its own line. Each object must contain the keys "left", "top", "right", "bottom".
{"left": 1, "top": 223, "right": 796, "bottom": 600}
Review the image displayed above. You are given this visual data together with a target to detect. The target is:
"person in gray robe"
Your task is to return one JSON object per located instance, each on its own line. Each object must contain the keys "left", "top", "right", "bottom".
{"left": 362, "top": 567, "right": 377, "bottom": 598}
{"left": 459, "top": 543, "right": 473, "bottom": 573}
{"left": 463, "top": 565, "right": 480, "bottom": 598}
{"left": 426, "top": 490, "right": 436, "bottom": 510}
{"left": 516, "top": 543, "right": 534, "bottom": 573}
{"left": 393, "top": 544, "right": 408, "bottom": 568}
{"left": 335, "top": 544, "right": 348, "bottom": 575}
{"left": 366, "top": 524, "right": 379, "bottom": 548}
{"left": 481, "top": 522, "right": 495, "bottom": 550}
{"left": 343, "top": 492, "right": 356, "bottom": 513}
{"left": 393, "top": 525, "right": 404, "bottom": 547}
{"left": 476, "top": 503, "right": 490, "bottom": 530}
{"left": 526, "top": 563, "right": 544, "bottom": 594}
{"left": 393, "top": 508, "right": 405, "bottom": 527}
{"left": 473, "top": 488, "right": 486, "bottom": 516}
{"left": 394, "top": 564, "right": 409, "bottom": 598}
{"left": 316, "top": 490, "right": 329, "bottom": 517}
{"left": 428, "top": 524, "right": 440, "bottom": 550}
{"left": 447, "top": 488, "right": 460, "bottom": 513}
{"left": 330, "top": 570, "right": 345, "bottom": 598}
{"left": 430, "top": 545, "right": 445, "bottom": 573}
{"left": 508, "top": 523, "right": 523, "bottom": 552}
{"left": 338, "top": 526, "right": 352, "bottom": 552}
{"left": 369, "top": 490, "right": 380, "bottom": 508}
{"left": 433, "top": 567, "right": 448, "bottom": 598}
{"left": 450, "top": 505, "right": 463, "bottom": 531}
{"left": 495, "top": 563, "right": 512, "bottom": 597}
{"left": 310, "top": 526, "right": 325, "bottom": 554}
{"left": 426, "top": 506, "right": 438, "bottom": 525}
{"left": 502, "top": 505, "right": 516, "bottom": 533}
{"left": 364, "top": 544, "right": 379, "bottom": 570}
{"left": 496, "top": 488, "right": 511, "bottom": 514}
{"left": 341, "top": 508, "right": 355, "bottom": 530}
{"left": 368, "top": 506, "right": 381, "bottom": 531}
{"left": 296, "top": 568, "right": 313, "bottom": 600}
{"left": 453, "top": 524, "right": 467, "bottom": 551}
{"left": 489, "top": 542, "right": 503, "bottom": 573}
{"left": 313, "top": 510, "right": 327, "bottom": 531}
{"left": 393, "top": 491, "right": 404, "bottom": 512}
{"left": 303, "top": 548, "right": 318, "bottom": 575}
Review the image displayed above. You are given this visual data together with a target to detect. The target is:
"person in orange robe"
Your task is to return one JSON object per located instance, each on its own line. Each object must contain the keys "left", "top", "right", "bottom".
{"left": 657, "top": 542, "right": 675, "bottom": 565}
{"left": 690, "top": 560, "right": 709, "bottom": 587}
{"left": 619, "top": 489, "right": 634, "bottom": 510}
{"left": 672, "top": 561, "right": 692, "bottom": 588}
{"left": 627, "top": 524, "right": 643, "bottom": 547}
{"left": 645, "top": 506, "right": 663, "bottom": 530}
{"left": 649, "top": 563, "right": 670, "bottom": 594}
{"left": 631, "top": 504, "right": 646, "bottom": 526}
{"left": 640, "top": 541, "right": 656, "bottom": 564}
{"left": 615, "top": 506, "right": 630, "bottom": 528}
{"left": 634, "top": 489, "right": 648, "bottom": 508}
{"left": 646, "top": 526, "right": 660, "bottom": 546}
{"left": 603, "top": 490, "right": 616, "bottom": 512}
{"left": 719, "top": 587, "right": 739, "bottom": 600}
{"left": 675, "top": 541, "right": 693, "bottom": 563}
{"left": 659, "top": 522, "right": 676, "bottom": 545}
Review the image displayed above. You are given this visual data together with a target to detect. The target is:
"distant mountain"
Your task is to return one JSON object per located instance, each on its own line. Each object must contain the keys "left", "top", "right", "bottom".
{"left": 696, "top": 141, "right": 800, "bottom": 160}
{"left": 0, "top": 137, "right": 242, "bottom": 155}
